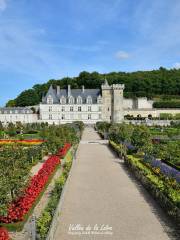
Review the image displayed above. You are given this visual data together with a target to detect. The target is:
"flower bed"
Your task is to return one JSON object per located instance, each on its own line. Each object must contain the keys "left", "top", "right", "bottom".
{"left": 0, "top": 155, "right": 60, "bottom": 224}
{"left": 0, "top": 227, "right": 9, "bottom": 240}
{"left": 37, "top": 149, "right": 74, "bottom": 239}
{"left": 57, "top": 143, "right": 71, "bottom": 158}
{"left": 125, "top": 155, "right": 180, "bottom": 223}
{"left": 0, "top": 139, "right": 44, "bottom": 145}
{"left": 143, "top": 155, "right": 180, "bottom": 183}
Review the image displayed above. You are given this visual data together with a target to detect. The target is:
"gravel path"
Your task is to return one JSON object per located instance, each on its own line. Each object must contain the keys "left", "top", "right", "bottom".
{"left": 54, "top": 127, "right": 176, "bottom": 240}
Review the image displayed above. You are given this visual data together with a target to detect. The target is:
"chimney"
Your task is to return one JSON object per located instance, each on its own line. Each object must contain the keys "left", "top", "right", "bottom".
{"left": 57, "top": 85, "right": 60, "bottom": 96}
{"left": 82, "top": 85, "right": 85, "bottom": 93}
{"left": 68, "top": 84, "right": 71, "bottom": 97}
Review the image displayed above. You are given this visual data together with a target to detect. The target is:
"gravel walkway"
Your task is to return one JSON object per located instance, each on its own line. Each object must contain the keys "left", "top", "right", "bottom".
{"left": 54, "top": 127, "right": 176, "bottom": 240}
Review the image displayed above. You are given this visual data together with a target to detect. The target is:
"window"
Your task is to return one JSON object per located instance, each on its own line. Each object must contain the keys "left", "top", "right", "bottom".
{"left": 86, "top": 96, "right": 92, "bottom": 104}
{"left": 60, "top": 96, "right": 66, "bottom": 104}
{"left": 62, "top": 106, "right": 65, "bottom": 112}
{"left": 68, "top": 96, "right": 74, "bottom": 104}
{"left": 99, "top": 106, "right": 102, "bottom": 112}
{"left": 78, "top": 106, "right": 81, "bottom": 112}
{"left": 49, "top": 106, "right": 52, "bottom": 112}
{"left": 88, "top": 114, "right": 91, "bottom": 120}
{"left": 99, "top": 114, "right": 102, "bottom": 119}
{"left": 47, "top": 95, "right": 53, "bottom": 104}
{"left": 70, "top": 106, "right": 74, "bottom": 112}
{"left": 77, "top": 96, "right": 82, "bottom": 104}
{"left": 62, "top": 114, "right": 65, "bottom": 120}
{"left": 97, "top": 95, "right": 102, "bottom": 104}
{"left": 88, "top": 106, "right": 91, "bottom": 112}
{"left": 49, "top": 114, "right": 52, "bottom": 120}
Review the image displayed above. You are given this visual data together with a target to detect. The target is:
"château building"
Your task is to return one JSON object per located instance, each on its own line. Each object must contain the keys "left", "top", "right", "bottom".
{"left": 0, "top": 80, "right": 180, "bottom": 125}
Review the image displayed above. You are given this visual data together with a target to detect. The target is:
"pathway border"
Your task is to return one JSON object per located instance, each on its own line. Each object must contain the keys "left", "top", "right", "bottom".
{"left": 46, "top": 146, "right": 78, "bottom": 240}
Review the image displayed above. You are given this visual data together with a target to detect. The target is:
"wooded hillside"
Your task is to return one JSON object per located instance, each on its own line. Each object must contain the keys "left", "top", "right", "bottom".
{"left": 6, "top": 67, "right": 180, "bottom": 107}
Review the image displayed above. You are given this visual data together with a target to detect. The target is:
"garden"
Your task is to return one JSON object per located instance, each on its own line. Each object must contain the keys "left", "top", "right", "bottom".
{"left": 0, "top": 121, "right": 84, "bottom": 239}
{"left": 96, "top": 121, "right": 180, "bottom": 222}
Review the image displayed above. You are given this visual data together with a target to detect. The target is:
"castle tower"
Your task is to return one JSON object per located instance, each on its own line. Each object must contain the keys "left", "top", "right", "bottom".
{"left": 101, "top": 79, "right": 112, "bottom": 122}
{"left": 101, "top": 80, "right": 124, "bottom": 123}
{"left": 112, "top": 84, "right": 124, "bottom": 123}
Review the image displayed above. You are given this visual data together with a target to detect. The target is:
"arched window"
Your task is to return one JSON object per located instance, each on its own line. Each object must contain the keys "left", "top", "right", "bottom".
{"left": 86, "top": 96, "right": 92, "bottom": 104}
{"left": 60, "top": 96, "right": 66, "bottom": 104}
{"left": 47, "top": 95, "right": 53, "bottom": 104}
{"left": 68, "top": 96, "right": 74, "bottom": 104}
{"left": 97, "top": 95, "right": 102, "bottom": 104}
{"left": 77, "top": 96, "right": 82, "bottom": 104}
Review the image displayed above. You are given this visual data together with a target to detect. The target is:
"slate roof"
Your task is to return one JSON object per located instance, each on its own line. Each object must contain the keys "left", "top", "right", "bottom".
{"left": 42, "top": 85, "right": 101, "bottom": 104}
{"left": 0, "top": 107, "right": 33, "bottom": 114}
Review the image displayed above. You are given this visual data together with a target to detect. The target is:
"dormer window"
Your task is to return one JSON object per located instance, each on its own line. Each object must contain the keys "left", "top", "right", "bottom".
{"left": 47, "top": 95, "right": 53, "bottom": 104}
{"left": 60, "top": 96, "right": 66, "bottom": 104}
{"left": 97, "top": 95, "right": 102, "bottom": 104}
{"left": 77, "top": 96, "right": 82, "bottom": 104}
{"left": 68, "top": 96, "right": 74, "bottom": 104}
{"left": 86, "top": 96, "right": 92, "bottom": 104}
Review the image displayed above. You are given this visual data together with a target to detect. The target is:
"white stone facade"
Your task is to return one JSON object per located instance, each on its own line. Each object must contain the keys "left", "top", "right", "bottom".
{"left": 0, "top": 81, "right": 180, "bottom": 125}
{"left": 39, "top": 103, "right": 102, "bottom": 124}
{"left": 0, "top": 107, "right": 38, "bottom": 125}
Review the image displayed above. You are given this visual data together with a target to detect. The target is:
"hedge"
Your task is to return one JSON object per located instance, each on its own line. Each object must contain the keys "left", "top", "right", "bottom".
{"left": 153, "top": 101, "right": 180, "bottom": 108}
{"left": 125, "top": 155, "right": 180, "bottom": 223}
{"left": 36, "top": 149, "right": 74, "bottom": 240}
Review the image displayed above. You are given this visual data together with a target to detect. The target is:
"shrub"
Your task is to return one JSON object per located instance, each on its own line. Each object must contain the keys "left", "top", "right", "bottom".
{"left": 153, "top": 101, "right": 180, "bottom": 108}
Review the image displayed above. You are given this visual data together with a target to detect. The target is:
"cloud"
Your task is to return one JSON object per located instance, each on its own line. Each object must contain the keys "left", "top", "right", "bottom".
{"left": 115, "top": 50, "right": 130, "bottom": 60}
{"left": 174, "top": 62, "right": 180, "bottom": 69}
{"left": 0, "top": 0, "right": 7, "bottom": 11}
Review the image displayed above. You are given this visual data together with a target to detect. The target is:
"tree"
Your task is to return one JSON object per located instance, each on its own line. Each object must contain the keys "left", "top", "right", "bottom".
{"left": 6, "top": 68, "right": 180, "bottom": 106}
{"left": 0, "top": 146, "right": 30, "bottom": 214}
{"left": 15, "top": 89, "right": 40, "bottom": 107}
{"left": 131, "top": 125, "right": 152, "bottom": 153}
{"left": 6, "top": 99, "right": 16, "bottom": 107}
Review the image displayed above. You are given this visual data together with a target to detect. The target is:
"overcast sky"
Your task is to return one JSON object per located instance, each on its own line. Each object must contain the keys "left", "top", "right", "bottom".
{"left": 0, "top": 0, "right": 180, "bottom": 106}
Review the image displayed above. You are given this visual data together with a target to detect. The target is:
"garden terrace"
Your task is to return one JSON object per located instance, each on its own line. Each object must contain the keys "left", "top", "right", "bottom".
{"left": 0, "top": 122, "right": 83, "bottom": 235}
{"left": 96, "top": 122, "right": 180, "bottom": 223}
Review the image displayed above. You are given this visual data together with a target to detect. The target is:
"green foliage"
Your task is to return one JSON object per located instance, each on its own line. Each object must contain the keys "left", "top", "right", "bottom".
{"left": 152, "top": 141, "right": 180, "bottom": 167}
{"left": 159, "top": 113, "right": 173, "bottom": 120}
{"left": 126, "top": 155, "right": 180, "bottom": 208}
{"left": 96, "top": 122, "right": 111, "bottom": 137}
{"left": 174, "top": 113, "right": 180, "bottom": 120}
{"left": 109, "top": 140, "right": 127, "bottom": 157}
{"left": 37, "top": 211, "right": 52, "bottom": 239}
{"left": 0, "top": 145, "right": 43, "bottom": 215}
{"left": 6, "top": 99, "right": 16, "bottom": 107}
{"left": 7, "top": 68, "right": 180, "bottom": 106}
{"left": 109, "top": 123, "right": 134, "bottom": 143}
{"left": 15, "top": 89, "right": 40, "bottom": 107}
{"left": 37, "top": 151, "right": 73, "bottom": 240}
{"left": 131, "top": 125, "right": 152, "bottom": 153}
{"left": 0, "top": 121, "right": 4, "bottom": 131}
{"left": 153, "top": 101, "right": 180, "bottom": 108}
{"left": 40, "top": 124, "right": 79, "bottom": 154}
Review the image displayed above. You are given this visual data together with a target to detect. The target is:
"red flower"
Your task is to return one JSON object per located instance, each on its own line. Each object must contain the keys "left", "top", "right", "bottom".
{"left": 0, "top": 143, "right": 70, "bottom": 224}
{"left": 0, "top": 227, "right": 9, "bottom": 240}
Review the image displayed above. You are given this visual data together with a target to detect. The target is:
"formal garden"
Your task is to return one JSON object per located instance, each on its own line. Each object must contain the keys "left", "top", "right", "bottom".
{"left": 0, "top": 121, "right": 84, "bottom": 240}
{"left": 96, "top": 122, "right": 180, "bottom": 223}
